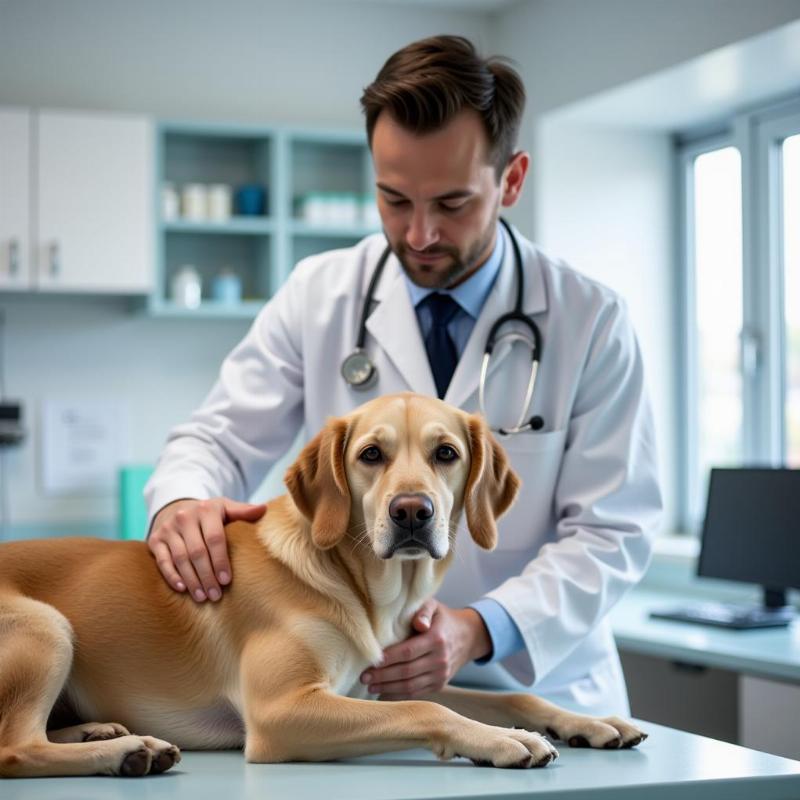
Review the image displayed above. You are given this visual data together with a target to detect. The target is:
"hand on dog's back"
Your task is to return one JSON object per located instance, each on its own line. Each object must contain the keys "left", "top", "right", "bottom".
{"left": 147, "top": 498, "right": 267, "bottom": 604}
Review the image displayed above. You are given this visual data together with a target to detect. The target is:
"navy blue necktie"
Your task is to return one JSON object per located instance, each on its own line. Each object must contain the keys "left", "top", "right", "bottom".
{"left": 421, "top": 293, "right": 461, "bottom": 399}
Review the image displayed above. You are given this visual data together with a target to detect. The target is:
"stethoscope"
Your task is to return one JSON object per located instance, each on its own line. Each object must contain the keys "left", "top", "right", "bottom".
{"left": 340, "top": 217, "right": 544, "bottom": 435}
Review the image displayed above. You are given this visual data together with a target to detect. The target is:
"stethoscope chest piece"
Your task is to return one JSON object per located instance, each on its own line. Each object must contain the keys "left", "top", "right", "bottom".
{"left": 341, "top": 348, "right": 378, "bottom": 390}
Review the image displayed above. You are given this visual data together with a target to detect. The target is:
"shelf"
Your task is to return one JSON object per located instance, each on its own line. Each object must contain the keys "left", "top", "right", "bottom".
{"left": 162, "top": 218, "right": 274, "bottom": 235}
{"left": 148, "top": 299, "right": 265, "bottom": 319}
{"left": 155, "top": 121, "right": 373, "bottom": 315}
{"left": 289, "top": 221, "right": 379, "bottom": 238}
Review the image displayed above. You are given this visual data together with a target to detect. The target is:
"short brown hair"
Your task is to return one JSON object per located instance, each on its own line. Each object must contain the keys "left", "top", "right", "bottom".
{"left": 360, "top": 35, "right": 525, "bottom": 181}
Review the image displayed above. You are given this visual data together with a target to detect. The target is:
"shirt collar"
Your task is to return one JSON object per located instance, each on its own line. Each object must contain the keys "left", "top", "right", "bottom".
{"left": 404, "top": 223, "right": 505, "bottom": 319}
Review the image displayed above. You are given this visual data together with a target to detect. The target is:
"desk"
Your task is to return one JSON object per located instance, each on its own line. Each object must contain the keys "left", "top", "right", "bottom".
{"left": 611, "top": 588, "right": 800, "bottom": 682}
{"left": 611, "top": 587, "right": 800, "bottom": 760}
{"left": 3, "top": 723, "right": 800, "bottom": 800}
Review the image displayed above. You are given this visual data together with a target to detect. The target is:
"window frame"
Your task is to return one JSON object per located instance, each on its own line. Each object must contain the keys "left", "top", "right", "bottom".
{"left": 677, "top": 93, "right": 800, "bottom": 532}
{"left": 677, "top": 130, "right": 739, "bottom": 531}
{"left": 753, "top": 105, "right": 800, "bottom": 465}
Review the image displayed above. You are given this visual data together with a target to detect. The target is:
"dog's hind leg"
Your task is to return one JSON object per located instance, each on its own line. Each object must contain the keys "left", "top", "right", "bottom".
{"left": 0, "top": 594, "right": 180, "bottom": 778}
{"left": 48, "top": 721, "right": 131, "bottom": 744}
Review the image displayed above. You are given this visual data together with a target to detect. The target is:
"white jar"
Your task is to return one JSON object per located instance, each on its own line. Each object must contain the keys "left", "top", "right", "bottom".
{"left": 182, "top": 184, "right": 208, "bottom": 221}
{"left": 361, "top": 196, "right": 381, "bottom": 228}
{"left": 162, "top": 183, "right": 179, "bottom": 221}
{"left": 171, "top": 265, "right": 202, "bottom": 309}
{"left": 299, "top": 193, "right": 324, "bottom": 224}
{"left": 340, "top": 193, "right": 360, "bottom": 226}
{"left": 207, "top": 184, "right": 232, "bottom": 221}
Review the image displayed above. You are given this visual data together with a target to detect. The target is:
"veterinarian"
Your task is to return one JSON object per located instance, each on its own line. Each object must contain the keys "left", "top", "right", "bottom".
{"left": 145, "top": 35, "right": 662, "bottom": 716}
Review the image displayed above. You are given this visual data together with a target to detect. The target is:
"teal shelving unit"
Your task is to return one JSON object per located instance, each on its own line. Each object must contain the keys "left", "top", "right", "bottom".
{"left": 150, "top": 121, "right": 379, "bottom": 319}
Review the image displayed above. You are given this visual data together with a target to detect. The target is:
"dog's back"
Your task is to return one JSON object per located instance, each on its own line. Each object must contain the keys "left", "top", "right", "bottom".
{"left": 0, "top": 527, "right": 304, "bottom": 745}
{"left": 0, "top": 537, "right": 237, "bottom": 736}
{"left": 0, "top": 536, "right": 154, "bottom": 602}
{"left": 0, "top": 503, "right": 374, "bottom": 749}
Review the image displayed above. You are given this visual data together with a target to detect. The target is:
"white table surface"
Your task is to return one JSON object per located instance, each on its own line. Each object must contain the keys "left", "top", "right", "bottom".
{"left": 4, "top": 722, "right": 800, "bottom": 800}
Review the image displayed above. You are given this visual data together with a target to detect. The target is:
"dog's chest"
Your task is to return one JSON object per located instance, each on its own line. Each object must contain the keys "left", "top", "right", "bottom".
{"left": 340, "top": 622, "right": 414, "bottom": 699}
{"left": 288, "top": 614, "right": 409, "bottom": 700}
{"left": 320, "top": 636, "right": 371, "bottom": 699}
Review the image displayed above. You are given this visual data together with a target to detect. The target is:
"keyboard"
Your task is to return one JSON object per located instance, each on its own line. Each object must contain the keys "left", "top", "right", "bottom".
{"left": 0, "top": 420, "right": 25, "bottom": 445}
{"left": 650, "top": 602, "right": 796, "bottom": 630}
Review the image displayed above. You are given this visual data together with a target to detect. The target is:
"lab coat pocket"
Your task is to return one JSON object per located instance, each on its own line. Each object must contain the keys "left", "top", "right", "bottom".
{"left": 492, "top": 428, "right": 567, "bottom": 551}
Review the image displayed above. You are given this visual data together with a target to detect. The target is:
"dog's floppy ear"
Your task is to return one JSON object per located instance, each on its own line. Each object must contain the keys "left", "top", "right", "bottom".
{"left": 463, "top": 414, "right": 521, "bottom": 550}
{"left": 284, "top": 417, "right": 351, "bottom": 549}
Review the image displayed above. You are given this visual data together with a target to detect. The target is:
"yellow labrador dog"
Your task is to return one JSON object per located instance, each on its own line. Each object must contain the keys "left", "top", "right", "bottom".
{"left": 0, "top": 393, "right": 645, "bottom": 778}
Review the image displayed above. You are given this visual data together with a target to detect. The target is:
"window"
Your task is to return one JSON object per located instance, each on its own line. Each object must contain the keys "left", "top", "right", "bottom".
{"left": 692, "top": 147, "right": 743, "bottom": 503}
{"left": 783, "top": 134, "right": 800, "bottom": 467}
{"left": 679, "top": 97, "right": 800, "bottom": 529}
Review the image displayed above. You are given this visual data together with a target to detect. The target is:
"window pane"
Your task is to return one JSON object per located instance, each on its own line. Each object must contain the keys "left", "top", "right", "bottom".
{"left": 692, "top": 147, "right": 743, "bottom": 514}
{"left": 784, "top": 133, "right": 800, "bottom": 467}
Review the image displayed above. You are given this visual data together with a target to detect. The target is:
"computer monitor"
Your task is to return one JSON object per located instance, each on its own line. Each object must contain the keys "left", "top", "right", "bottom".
{"left": 699, "top": 467, "right": 800, "bottom": 607}
{"left": 650, "top": 468, "right": 799, "bottom": 629}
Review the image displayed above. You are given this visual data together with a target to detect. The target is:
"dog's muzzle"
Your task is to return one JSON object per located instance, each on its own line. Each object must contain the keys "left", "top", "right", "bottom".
{"left": 384, "top": 493, "right": 440, "bottom": 558}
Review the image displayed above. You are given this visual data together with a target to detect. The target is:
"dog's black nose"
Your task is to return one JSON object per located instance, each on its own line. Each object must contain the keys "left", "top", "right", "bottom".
{"left": 389, "top": 493, "right": 434, "bottom": 531}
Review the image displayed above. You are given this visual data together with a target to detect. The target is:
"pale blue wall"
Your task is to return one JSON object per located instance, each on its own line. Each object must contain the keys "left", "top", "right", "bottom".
{"left": 2, "top": 0, "right": 800, "bottom": 528}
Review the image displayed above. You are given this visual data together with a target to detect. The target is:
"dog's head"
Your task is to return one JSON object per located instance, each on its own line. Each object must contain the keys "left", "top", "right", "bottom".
{"left": 284, "top": 393, "right": 520, "bottom": 560}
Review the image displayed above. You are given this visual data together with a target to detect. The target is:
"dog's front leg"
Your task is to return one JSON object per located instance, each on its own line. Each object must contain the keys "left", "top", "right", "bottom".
{"left": 243, "top": 687, "right": 557, "bottom": 768}
{"left": 421, "top": 686, "right": 647, "bottom": 749}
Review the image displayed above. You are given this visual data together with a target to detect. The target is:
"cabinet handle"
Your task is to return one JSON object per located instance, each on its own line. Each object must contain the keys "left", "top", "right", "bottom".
{"left": 8, "top": 239, "right": 19, "bottom": 275}
{"left": 49, "top": 242, "right": 60, "bottom": 277}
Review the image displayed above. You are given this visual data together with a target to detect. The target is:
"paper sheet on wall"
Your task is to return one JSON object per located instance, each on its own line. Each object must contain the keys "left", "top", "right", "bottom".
{"left": 41, "top": 399, "right": 130, "bottom": 495}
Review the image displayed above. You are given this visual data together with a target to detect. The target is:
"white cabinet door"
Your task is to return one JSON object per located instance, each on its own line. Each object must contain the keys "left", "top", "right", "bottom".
{"left": 0, "top": 108, "right": 31, "bottom": 290}
{"left": 740, "top": 675, "right": 800, "bottom": 760}
{"left": 36, "top": 110, "right": 154, "bottom": 293}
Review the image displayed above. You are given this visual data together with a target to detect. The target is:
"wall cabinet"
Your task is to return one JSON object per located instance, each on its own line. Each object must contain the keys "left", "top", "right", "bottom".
{"left": 2, "top": 108, "right": 377, "bottom": 308}
{"left": 0, "top": 108, "right": 31, "bottom": 290}
{"left": 0, "top": 108, "right": 154, "bottom": 294}
{"left": 152, "top": 122, "right": 378, "bottom": 318}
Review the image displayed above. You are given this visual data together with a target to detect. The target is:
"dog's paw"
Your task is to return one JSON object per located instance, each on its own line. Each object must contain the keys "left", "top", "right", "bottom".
{"left": 117, "top": 735, "right": 181, "bottom": 776}
{"left": 445, "top": 726, "right": 559, "bottom": 768}
{"left": 141, "top": 736, "right": 182, "bottom": 774}
{"left": 82, "top": 722, "right": 131, "bottom": 742}
{"left": 487, "top": 728, "right": 559, "bottom": 768}
{"left": 598, "top": 716, "right": 648, "bottom": 748}
{"left": 546, "top": 714, "right": 647, "bottom": 749}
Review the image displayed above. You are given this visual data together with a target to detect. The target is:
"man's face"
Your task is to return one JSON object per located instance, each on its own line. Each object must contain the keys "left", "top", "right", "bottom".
{"left": 371, "top": 110, "right": 519, "bottom": 290}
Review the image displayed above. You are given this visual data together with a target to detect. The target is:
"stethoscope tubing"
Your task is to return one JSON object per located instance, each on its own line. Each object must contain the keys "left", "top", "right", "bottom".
{"left": 343, "top": 217, "right": 543, "bottom": 433}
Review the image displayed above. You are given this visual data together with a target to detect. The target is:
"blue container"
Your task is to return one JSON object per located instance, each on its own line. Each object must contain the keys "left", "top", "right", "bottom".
{"left": 235, "top": 184, "right": 266, "bottom": 216}
{"left": 118, "top": 465, "right": 154, "bottom": 540}
{"left": 212, "top": 270, "right": 243, "bottom": 304}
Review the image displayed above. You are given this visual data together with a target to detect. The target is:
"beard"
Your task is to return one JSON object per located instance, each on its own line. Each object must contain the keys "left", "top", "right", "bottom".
{"left": 391, "top": 215, "right": 498, "bottom": 290}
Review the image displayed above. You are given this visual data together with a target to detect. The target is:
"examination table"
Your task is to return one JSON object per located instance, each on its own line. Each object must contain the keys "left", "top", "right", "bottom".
{"left": 4, "top": 720, "right": 800, "bottom": 800}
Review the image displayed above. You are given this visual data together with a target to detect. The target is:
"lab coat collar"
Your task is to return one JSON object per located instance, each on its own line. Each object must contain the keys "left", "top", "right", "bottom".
{"left": 366, "top": 255, "right": 438, "bottom": 397}
{"left": 366, "top": 223, "right": 547, "bottom": 404}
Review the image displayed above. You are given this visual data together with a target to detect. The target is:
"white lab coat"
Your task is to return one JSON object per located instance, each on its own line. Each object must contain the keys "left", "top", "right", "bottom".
{"left": 145, "top": 224, "right": 662, "bottom": 716}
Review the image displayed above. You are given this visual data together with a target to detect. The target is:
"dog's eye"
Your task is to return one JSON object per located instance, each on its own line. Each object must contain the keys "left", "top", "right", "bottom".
{"left": 359, "top": 445, "right": 383, "bottom": 463}
{"left": 435, "top": 445, "right": 458, "bottom": 462}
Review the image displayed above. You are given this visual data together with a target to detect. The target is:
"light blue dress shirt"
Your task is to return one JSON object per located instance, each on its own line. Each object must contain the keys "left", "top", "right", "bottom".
{"left": 404, "top": 226, "right": 504, "bottom": 351}
{"left": 402, "top": 226, "right": 526, "bottom": 665}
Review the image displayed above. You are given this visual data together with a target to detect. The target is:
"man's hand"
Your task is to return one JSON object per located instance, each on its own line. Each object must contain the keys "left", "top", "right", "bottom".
{"left": 359, "top": 599, "right": 492, "bottom": 699}
{"left": 147, "top": 497, "right": 267, "bottom": 603}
